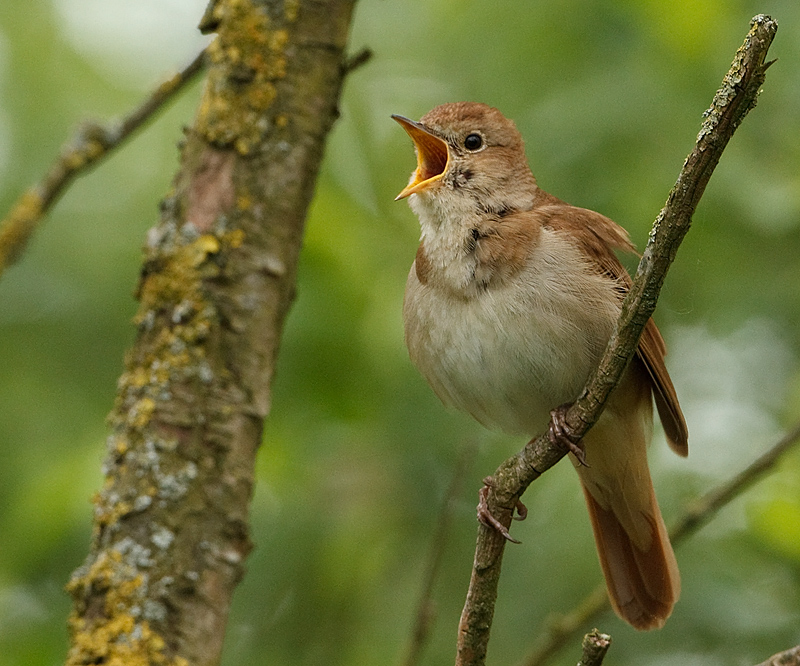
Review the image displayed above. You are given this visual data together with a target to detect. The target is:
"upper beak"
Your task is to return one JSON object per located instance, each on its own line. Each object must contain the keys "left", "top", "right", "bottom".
{"left": 392, "top": 115, "right": 450, "bottom": 200}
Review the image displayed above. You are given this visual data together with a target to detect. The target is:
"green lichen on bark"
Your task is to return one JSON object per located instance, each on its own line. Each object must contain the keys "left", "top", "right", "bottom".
{"left": 65, "top": 0, "right": 358, "bottom": 663}
{"left": 195, "top": 0, "right": 294, "bottom": 154}
{"left": 66, "top": 549, "right": 188, "bottom": 666}
{"left": 0, "top": 190, "right": 42, "bottom": 268}
{"left": 697, "top": 14, "right": 776, "bottom": 142}
{"left": 67, "top": 220, "right": 247, "bottom": 665}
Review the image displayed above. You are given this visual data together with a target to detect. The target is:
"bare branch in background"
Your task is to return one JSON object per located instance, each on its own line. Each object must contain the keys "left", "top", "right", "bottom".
{"left": 402, "top": 442, "right": 477, "bottom": 666}
{"left": 0, "top": 49, "right": 206, "bottom": 278}
{"left": 755, "top": 645, "right": 800, "bottom": 666}
{"left": 522, "top": 420, "right": 800, "bottom": 666}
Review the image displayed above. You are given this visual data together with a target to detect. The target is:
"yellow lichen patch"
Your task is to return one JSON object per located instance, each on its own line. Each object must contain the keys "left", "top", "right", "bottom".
{"left": 136, "top": 234, "right": 221, "bottom": 319}
{"left": 128, "top": 396, "right": 156, "bottom": 429}
{"left": 93, "top": 496, "right": 133, "bottom": 529}
{"left": 63, "top": 139, "right": 105, "bottom": 172}
{"left": 100, "top": 223, "right": 244, "bottom": 539}
{"left": 66, "top": 548, "right": 188, "bottom": 666}
{"left": 112, "top": 233, "right": 221, "bottom": 439}
{"left": 269, "top": 28, "right": 289, "bottom": 54}
{"left": 193, "top": 234, "right": 221, "bottom": 259}
{"left": 194, "top": 0, "right": 292, "bottom": 154}
{"left": 113, "top": 227, "right": 244, "bottom": 434}
{"left": 284, "top": 0, "right": 299, "bottom": 22}
{"left": 128, "top": 366, "right": 151, "bottom": 389}
{"left": 236, "top": 194, "right": 252, "bottom": 211}
{"left": 225, "top": 228, "right": 246, "bottom": 248}
{"left": 155, "top": 70, "right": 184, "bottom": 99}
{"left": 245, "top": 81, "right": 277, "bottom": 113}
{"left": 0, "top": 189, "right": 43, "bottom": 271}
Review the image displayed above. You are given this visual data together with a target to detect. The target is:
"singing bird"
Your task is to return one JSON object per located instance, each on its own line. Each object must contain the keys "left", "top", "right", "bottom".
{"left": 393, "top": 102, "right": 688, "bottom": 630}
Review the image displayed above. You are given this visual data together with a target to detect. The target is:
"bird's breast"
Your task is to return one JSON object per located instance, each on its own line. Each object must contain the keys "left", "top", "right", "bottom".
{"left": 403, "top": 227, "right": 621, "bottom": 436}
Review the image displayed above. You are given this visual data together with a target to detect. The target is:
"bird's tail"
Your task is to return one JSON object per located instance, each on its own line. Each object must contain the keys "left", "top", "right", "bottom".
{"left": 575, "top": 362, "right": 680, "bottom": 630}
{"left": 579, "top": 473, "right": 679, "bottom": 630}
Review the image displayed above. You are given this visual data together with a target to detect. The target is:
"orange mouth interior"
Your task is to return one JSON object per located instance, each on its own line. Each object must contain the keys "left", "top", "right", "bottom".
{"left": 392, "top": 115, "right": 449, "bottom": 199}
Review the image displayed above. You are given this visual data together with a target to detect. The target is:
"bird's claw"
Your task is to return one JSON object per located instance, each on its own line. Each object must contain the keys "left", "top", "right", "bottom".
{"left": 548, "top": 403, "right": 589, "bottom": 467}
{"left": 477, "top": 477, "right": 526, "bottom": 544}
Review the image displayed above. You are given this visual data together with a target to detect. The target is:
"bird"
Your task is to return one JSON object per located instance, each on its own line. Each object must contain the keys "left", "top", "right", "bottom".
{"left": 393, "top": 102, "right": 688, "bottom": 631}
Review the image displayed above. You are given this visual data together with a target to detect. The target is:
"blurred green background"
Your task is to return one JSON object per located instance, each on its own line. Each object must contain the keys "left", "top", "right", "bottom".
{"left": 1, "top": 1, "right": 799, "bottom": 664}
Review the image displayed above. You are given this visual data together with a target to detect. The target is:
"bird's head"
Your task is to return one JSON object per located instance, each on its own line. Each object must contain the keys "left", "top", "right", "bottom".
{"left": 393, "top": 102, "right": 536, "bottom": 208}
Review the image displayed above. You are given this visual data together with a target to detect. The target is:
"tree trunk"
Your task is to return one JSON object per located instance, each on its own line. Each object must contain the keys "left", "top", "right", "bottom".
{"left": 64, "top": 1, "right": 357, "bottom": 664}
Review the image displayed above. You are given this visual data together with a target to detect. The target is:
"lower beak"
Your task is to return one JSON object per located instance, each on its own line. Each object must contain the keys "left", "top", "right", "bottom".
{"left": 392, "top": 115, "right": 450, "bottom": 200}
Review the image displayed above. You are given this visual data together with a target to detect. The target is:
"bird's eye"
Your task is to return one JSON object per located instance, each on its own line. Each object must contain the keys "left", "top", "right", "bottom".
{"left": 464, "top": 133, "right": 483, "bottom": 151}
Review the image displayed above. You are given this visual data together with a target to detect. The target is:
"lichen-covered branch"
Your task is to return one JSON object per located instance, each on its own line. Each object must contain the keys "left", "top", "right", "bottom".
{"left": 521, "top": 419, "right": 800, "bottom": 666}
{"left": 455, "top": 15, "right": 778, "bottom": 666}
{"left": 64, "top": 1, "right": 358, "bottom": 664}
{"left": 0, "top": 50, "right": 206, "bottom": 279}
{"left": 756, "top": 645, "right": 800, "bottom": 666}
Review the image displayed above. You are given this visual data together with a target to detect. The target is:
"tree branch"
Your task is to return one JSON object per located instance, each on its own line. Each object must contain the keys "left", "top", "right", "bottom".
{"left": 343, "top": 46, "right": 374, "bottom": 74}
{"left": 521, "top": 419, "right": 800, "bottom": 666}
{"left": 577, "top": 630, "right": 612, "bottom": 666}
{"left": 455, "top": 14, "right": 778, "bottom": 666}
{"left": 756, "top": 645, "right": 800, "bottom": 666}
{"left": 402, "top": 442, "right": 477, "bottom": 666}
{"left": 63, "top": 1, "right": 359, "bottom": 664}
{"left": 0, "top": 50, "right": 206, "bottom": 279}
{"left": 671, "top": 420, "right": 800, "bottom": 542}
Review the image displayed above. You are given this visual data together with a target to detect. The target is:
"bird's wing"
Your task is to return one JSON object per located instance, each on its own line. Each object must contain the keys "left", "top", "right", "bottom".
{"left": 540, "top": 200, "right": 688, "bottom": 455}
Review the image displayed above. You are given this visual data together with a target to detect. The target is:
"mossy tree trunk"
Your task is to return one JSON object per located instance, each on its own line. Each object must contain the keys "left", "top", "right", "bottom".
{"left": 65, "top": 1, "right": 357, "bottom": 664}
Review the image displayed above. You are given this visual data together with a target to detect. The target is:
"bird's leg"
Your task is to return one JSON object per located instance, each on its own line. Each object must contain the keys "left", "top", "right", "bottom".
{"left": 477, "top": 476, "right": 527, "bottom": 544}
{"left": 548, "top": 403, "right": 588, "bottom": 467}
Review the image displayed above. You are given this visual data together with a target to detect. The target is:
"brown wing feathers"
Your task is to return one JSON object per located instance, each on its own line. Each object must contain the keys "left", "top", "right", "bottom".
{"left": 542, "top": 198, "right": 688, "bottom": 455}
{"left": 637, "top": 319, "right": 689, "bottom": 456}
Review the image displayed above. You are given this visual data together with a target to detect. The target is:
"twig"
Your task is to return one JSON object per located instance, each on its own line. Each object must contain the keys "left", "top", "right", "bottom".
{"left": 671, "top": 420, "right": 800, "bottom": 542}
{"left": 518, "top": 587, "right": 609, "bottom": 666}
{"left": 520, "top": 419, "right": 800, "bottom": 666}
{"left": 756, "top": 645, "right": 800, "bottom": 666}
{"left": 343, "top": 47, "right": 373, "bottom": 74}
{"left": 402, "top": 442, "right": 477, "bottom": 666}
{"left": 0, "top": 49, "right": 207, "bottom": 278}
{"left": 454, "top": 15, "right": 778, "bottom": 666}
{"left": 577, "top": 630, "right": 611, "bottom": 666}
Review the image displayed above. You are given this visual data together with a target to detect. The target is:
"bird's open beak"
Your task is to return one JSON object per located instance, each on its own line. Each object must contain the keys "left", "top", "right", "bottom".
{"left": 392, "top": 115, "right": 450, "bottom": 200}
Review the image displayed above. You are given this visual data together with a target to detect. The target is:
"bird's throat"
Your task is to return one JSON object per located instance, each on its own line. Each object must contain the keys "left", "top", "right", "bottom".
{"left": 411, "top": 189, "right": 540, "bottom": 296}
{"left": 410, "top": 190, "right": 488, "bottom": 293}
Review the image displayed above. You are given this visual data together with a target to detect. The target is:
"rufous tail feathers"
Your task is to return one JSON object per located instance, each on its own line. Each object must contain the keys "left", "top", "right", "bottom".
{"left": 579, "top": 476, "right": 679, "bottom": 629}
{"left": 575, "top": 362, "right": 680, "bottom": 630}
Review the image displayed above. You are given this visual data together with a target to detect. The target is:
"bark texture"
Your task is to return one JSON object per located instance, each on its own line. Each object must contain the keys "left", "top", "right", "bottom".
{"left": 65, "top": 1, "right": 357, "bottom": 664}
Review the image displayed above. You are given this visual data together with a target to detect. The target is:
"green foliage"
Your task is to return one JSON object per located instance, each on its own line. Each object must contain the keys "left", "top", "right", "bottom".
{"left": 1, "top": 1, "right": 799, "bottom": 664}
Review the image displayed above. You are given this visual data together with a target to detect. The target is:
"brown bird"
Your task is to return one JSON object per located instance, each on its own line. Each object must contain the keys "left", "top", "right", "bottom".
{"left": 393, "top": 102, "right": 688, "bottom": 631}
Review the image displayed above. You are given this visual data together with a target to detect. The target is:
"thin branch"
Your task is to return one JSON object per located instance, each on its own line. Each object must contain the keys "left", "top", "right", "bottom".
{"left": 455, "top": 15, "right": 778, "bottom": 666}
{"left": 402, "top": 442, "right": 477, "bottom": 666}
{"left": 756, "top": 645, "right": 800, "bottom": 666}
{"left": 343, "top": 47, "right": 373, "bottom": 74}
{"left": 0, "top": 49, "right": 207, "bottom": 278}
{"left": 577, "top": 630, "right": 612, "bottom": 666}
{"left": 521, "top": 419, "right": 800, "bottom": 666}
{"left": 671, "top": 420, "right": 800, "bottom": 542}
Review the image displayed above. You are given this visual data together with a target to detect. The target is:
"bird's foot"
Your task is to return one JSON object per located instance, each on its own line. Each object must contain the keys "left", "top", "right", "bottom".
{"left": 548, "top": 403, "right": 588, "bottom": 467}
{"left": 477, "top": 476, "right": 527, "bottom": 544}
